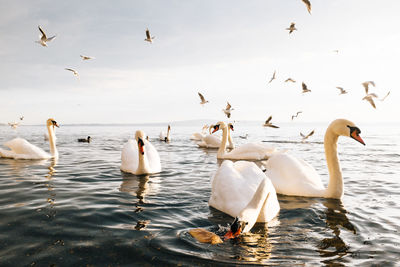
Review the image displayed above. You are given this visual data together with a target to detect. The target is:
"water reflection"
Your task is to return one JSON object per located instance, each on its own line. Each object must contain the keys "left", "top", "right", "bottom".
{"left": 120, "top": 174, "right": 160, "bottom": 204}
{"left": 44, "top": 159, "right": 58, "bottom": 219}
{"left": 317, "top": 199, "right": 356, "bottom": 260}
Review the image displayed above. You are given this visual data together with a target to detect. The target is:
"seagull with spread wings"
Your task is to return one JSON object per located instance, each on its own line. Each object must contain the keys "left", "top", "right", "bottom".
{"left": 36, "top": 26, "right": 56, "bottom": 47}
{"left": 336, "top": 87, "right": 348, "bottom": 95}
{"left": 222, "top": 102, "right": 234, "bottom": 118}
{"left": 362, "top": 93, "right": 378, "bottom": 109}
{"left": 300, "top": 129, "right": 315, "bottom": 142}
{"left": 65, "top": 68, "right": 79, "bottom": 78}
{"left": 268, "top": 70, "right": 276, "bottom": 84}
{"left": 291, "top": 111, "right": 302, "bottom": 121}
{"left": 380, "top": 91, "right": 390, "bottom": 101}
{"left": 285, "top": 78, "right": 296, "bottom": 83}
{"left": 80, "top": 55, "right": 95, "bottom": 60}
{"left": 144, "top": 28, "right": 155, "bottom": 43}
{"left": 301, "top": 0, "right": 312, "bottom": 14}
{"left": 286, "top": 22, "right": 297, "bottom": 34}
{"left": 362, "top": 81, "right": 375, "bottom": 94}
{"left": 263, "top": 116, "right": 279, "bottom": 128}
{"left": 198, "top": 92, "right": 209, "bottom": 105}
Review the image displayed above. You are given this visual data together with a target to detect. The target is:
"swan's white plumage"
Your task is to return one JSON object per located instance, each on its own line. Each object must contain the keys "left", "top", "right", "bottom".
{"left": 0, "top": 118, "right": 58, "bottom": 160}
{"left": 264, "top": 151, "right": 325, "bottom": 197}
{"left": 0, "top": 138, "right": 51, "bottom": 160}
{"left": 221, "top": 143, "right": 276, "bottom": 160}
{"left": 209, "top": 160, "right": 280, "bottom": 233}
{"left": 263, "top": 118, "right": 365, "bottom": 199}
{"left": 197, "top": 135, "right": 221, "bottom": 148}
{"left": 214, "top": 121, "right": 276, "bottom": 160}
{"left": 121, "top": 138, "right": 161, "bottom": 175}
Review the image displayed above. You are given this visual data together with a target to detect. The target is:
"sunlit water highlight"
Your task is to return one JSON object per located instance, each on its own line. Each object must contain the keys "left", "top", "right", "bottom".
{"left": 0, "top": 121, "right": 399, "bottom": 266}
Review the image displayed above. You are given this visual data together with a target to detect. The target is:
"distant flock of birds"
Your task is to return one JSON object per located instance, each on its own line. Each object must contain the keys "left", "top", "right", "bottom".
{"left": 0, "top": 0, "right": 387, "bottom": 244}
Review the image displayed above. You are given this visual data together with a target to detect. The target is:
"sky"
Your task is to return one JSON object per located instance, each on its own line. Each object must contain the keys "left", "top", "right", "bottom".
{"left": 0, "top": 0, "right": 399, "bottom": 125}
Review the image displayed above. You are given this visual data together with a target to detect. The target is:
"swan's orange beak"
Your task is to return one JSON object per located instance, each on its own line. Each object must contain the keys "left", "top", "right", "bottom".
{"left": 52, "top": 120, "right": 59, "bottom": 128}
{"left": 224, "top": 228, "right": 241, "bottom": 240}
{"left": 138, "top": 138, "right": 145, "bottom": 155}
{"left": 224, "top": 217, "right": 243, "bottom": 240}
{"left": 212, "top": 125, "right": 219, "bottom": 134}
{"left": 348, "top": 126, "right": 365, "bottom": 145}
{"left": 351, "top": 131, "right": 365, "bottom": 145}
{"left": 229, "top": 125, "right": 234, "bottom": 131}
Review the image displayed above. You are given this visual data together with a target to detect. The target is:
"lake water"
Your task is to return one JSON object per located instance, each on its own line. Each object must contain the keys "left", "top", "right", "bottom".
{"left": 0, "top": 121, "right": 399, "bottom": 266}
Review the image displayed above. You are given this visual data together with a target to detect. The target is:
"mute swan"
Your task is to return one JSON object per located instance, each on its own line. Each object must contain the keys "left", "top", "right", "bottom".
{"left": 197, "top": 124, "right": 234, "bottom": 149}
{"left": 159, "top": 125, "right": 171, "bottom": 142}
{"left": 264, "top": 119, "right": 365, "bottom": 199}
{"left": 121, "top": 130, "right": 161, "bottom": 175}
{"left": 0, "top": 118, "right": 59, "bottom": 160}
{"left": 212, "top": 121, "right": 276, "bottom": 160}
{"left": 209, "top": 160, "right": 280, "bottom": 239}
{"left": 78, "top": 136, "right": 91, "bottom": 143}
{"left": 190, "top": 124, "right": 209, "bottom": 141}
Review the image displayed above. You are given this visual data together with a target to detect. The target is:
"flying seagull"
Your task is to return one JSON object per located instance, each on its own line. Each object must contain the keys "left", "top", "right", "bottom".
{"left": 286, "top": 22, "right": 297, "bottom": 34}
{"left": 291, "top": 111, "right": 302, "bottom": 121}
{"left": 268, "top": 70, "right": 276, "bottom": 84}
{"left": 336, "top": 87, "right": 348, "bottom": 95}
{"left": 20, "top": 116, "right": 24, "bottom": 121}
{"left": 80, "top": 55, "right": 95, "bottom": 60}
{"left": 302, "top": 82, "right": 311, "bottom": 93}
{"left": 222, "top": 102, "right": 234, "bottom": 118}
{"left": 300, "top": 129, "right": 315, "bottom": 142}
{"left": 144, "top": 28, "right": 155, "bottom": 43}
{"left": 301, "top": 0, "right": 312, "bottom": 14}
{"left": 362, "top": 81, "right": 375, "bottom": 94}
{"left": 362, "top": 93, "right": 378, "bottom": 109}
{"left": 285, "top": 78, "right": 296, "bottom": 83}
{"left": 36, "top": 26, "right": 56, "bottom": 47}
{"left": 263, "top": 116, "right": 279, "bottom": 128}
{"left": 198, "top": 92, "right": 209, "bottom": 105}
{"left": 380, "top": 91, "right": 390, "bottom": 101}
{"left": 65, "top": 68, "right": 79, "bottom": 78}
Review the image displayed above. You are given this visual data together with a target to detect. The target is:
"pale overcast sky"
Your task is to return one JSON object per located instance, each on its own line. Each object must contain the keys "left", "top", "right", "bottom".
{"left": 0, "top": 0, "right": 398, "bottom": 124}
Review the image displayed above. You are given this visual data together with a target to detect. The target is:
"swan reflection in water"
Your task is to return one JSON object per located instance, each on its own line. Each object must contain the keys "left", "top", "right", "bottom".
{"left": 119, "top": 173, "right": 161, "bottom": 205}
{"left": 44, "top": 158, "right": 58, "bottom": 219}
{"left": 317, "top": 199, "right": 356, "bottom": 259}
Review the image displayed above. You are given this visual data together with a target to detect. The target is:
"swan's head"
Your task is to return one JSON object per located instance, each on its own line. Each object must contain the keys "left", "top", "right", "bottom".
{"left": 211, "top": 121, "right": 227, "bottom": 134}
{"left": 135, "top": 130, "right": 146, "bottom": 155}
{"left": 228, "top": 123, "right": 234, "bottom": 132}
{"left": 87, "top": 136, "right": 91, "bottom": 142}
{"left": 329, "top": 119, "right": 365, "bottom": 145}
{"left": 47, "top": 118, "right": 59, "bottom": 128}
{"left": 224, "top": 217, "right": 247, "bottom": 240}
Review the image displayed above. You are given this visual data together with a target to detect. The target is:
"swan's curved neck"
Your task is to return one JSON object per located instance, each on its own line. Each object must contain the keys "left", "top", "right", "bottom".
{"left": 217, "top": 126, "right": 228, "bottom": 158}
{"left": 47, "top": 125, "right": 58, "bottom": 158}
{"left": 239, "top": 178, "right": 270, "bottom": 233}
{"left": 137, "top": 143, "right": 150, "bottom": 175}
{"left": 324, "top": 129, "right": 343, "bottom": 199}
{"left": 167, "top": 127, "right": 170, "bottom": 139}
{"left": 228, "top": 128, "right": 234, "bottom": 149}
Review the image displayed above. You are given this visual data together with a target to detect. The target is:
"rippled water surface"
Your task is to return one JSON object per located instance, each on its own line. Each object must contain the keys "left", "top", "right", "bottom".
{"left": 0, "top": 121, "right": 399, "bottom": 266}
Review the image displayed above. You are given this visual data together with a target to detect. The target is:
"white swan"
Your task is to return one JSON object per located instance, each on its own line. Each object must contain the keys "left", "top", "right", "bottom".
{"left": 197, "top": 123, "right": 235, "bottom": 149}
{"left": 121, "top": 130, "right": 161, "bottom": 175}
{"left": 159, "top": 125, "right": 171, "bottom": 142}
{"left": 190, "top": 124, "right": 209, "bottom": 141}
{"left": 0, "top": 118, "right": 59, "bottom": 160}
{"left": 209, "top": 160, "right": 280, "bottom": 239}
{"left": 212, "top": 121, "right": 276, "bottom": 160}
{"left": 264, "top": 119, "right": 365, "bottom": 199}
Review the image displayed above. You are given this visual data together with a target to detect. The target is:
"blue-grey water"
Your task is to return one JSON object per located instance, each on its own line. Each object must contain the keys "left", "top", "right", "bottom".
{"left": 0, "top": 121, "right": 399, "bottom": 266}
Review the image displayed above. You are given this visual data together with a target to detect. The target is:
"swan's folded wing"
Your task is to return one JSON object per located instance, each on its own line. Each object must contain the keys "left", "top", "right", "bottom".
{"left": 209, "top": 160, "right": 261, "bottom": 218}
{"left": 121, "top": 140, "right": 138, "bottom": 173}
{"left": 145, "top": 141, "right": 161, "bottom": 173}
{"left": 265, "top": 152, "right": 324, "bottom": 197}
{"left": 225, "top": 143, "right": 277, "bottom": 160}
{"left": 3, "top": 138, "right": 49, "bottom": 159}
